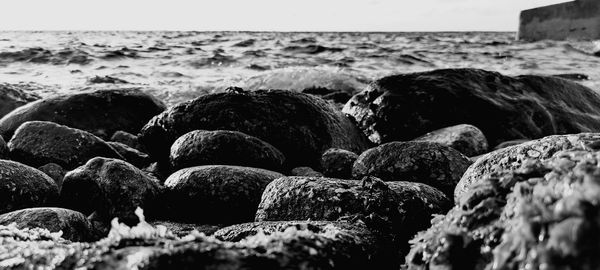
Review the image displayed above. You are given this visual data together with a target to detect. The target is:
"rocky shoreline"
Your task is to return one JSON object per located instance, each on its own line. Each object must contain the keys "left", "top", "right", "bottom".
{"left": 1, "top": 68, "right": 600, "bottom": 269}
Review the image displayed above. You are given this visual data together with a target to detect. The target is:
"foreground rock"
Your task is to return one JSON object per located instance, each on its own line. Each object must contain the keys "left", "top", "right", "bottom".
{"left": 169, "top": 130, "right": 285, "bottom": 172}
{"left": 0, "top": 160, "right": 58, "bottom": 214}
{"left": 321, "top": 148, "right": 358, "bottom": 179}
{"left": 0, "top": 207, "right": 99, "bottom": 242}
{"left": 8, "top": 121, "right": 123, "bottom": 169}
{"left": 139, "top": 89, "right": 371, "bottom": 169}
{"left": 163, "top": 165, "right": 283, "bottom": 224}
{"left": 343, "top": 68, "right": 600, "bottom": 146}
{"left": 352, "top": 141, "right": 471, "bottom": 197}
{"left": 406, "top": 145, "right": 600, "bottom": 270}
{"left": 60, "top": 158, "right": 161, "bottom": 225}
{"left": 456, "top": 133, "right": 600, "bottom": 201}
{"left": 412, "top": 124, "right": 488, "bottom": 156}
{"left": 0, "top": 87, "right": 166, "bottom": 140}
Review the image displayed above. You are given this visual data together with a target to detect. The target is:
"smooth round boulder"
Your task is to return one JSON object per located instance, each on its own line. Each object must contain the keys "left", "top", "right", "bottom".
{"left": 0, "top": 207, "right": 99, "bottom": 242}
{"left": 321, "top": 148, "right": 358, "bottom": 179}
{"left": 0, "top": 87, "right": 166, "bottom": 140}
{"left": 352, "top": 141, "right": 471, "bottom": 197}
{"left": 412, "top": 124, "right": 488, "bottom": 156}
{"left": 0, "top": 160, "right": 58, "bottom": 214}
{"left": 8, "top": 121, "right": 123, "bottom": 169}
{"left": 60, "top": 157, "right": 161, "bottom": 225}
{"left": 343, "top": 68, "right": 600, "bottom": 146}
{"left": 139, "top": 89, "right": 371, "bottom": 169}
{"left": 107, "top": 141, "right": 151, "bottom": 168}
{"left": 163, "top": 165, "right": 284, "bottom": 224}
{"left": 169, "top": 130, "right": 285, "bottom": 172}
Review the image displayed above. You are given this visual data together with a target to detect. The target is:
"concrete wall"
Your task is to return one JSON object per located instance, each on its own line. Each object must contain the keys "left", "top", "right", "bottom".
{"left": 518, "top": 0, "right": 600, "bottom": 41}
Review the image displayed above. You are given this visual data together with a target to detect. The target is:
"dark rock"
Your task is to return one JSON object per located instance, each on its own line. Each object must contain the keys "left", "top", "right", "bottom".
{"left": 0, "top": 160, "right": 58, "bottom": 214}
{"left": 169, "top": 130, "right": 285, "bottom": 172}
{"left": 0, "top": 207, "right": 99, "bottom": 242}
{"left": 456, "top": 133, "right": 600, "bottom": 202}
{"left": 352, "top": 141, "right": 471, "bottom": 197}
{"left": 321, "top": 148, "right": 358, "bottom": 179}
{"left": 87, "top": 75, "right": 129, "bottom": 84}
{"left": 0, "top": 135, "right": 7, "bottom": 159}
{"left": 149, "top": 221, "right": 222, "bottom": 237}
{"left": 139, "top": 89, "right": 371, "bottom": 169}
{"left": 290, "top": 166, "right": 324, "bottom": 177}
{"left": 343, "top": 68, "right": 600, "bottom": 146}
{"left": 0, "top": 83, "right": 40, "bottom": 118}
{"left": 163, "top": 165, "right": 284, "bottom": 224}
{"left": 60, "top": 157, "right": 161, "bottom": 225}
{"left": 37, "top": 163, "right": 66, "bottom": 191}
{"left": 0, "top": 88, "right": 166, "bottom": 140}
{"left": 107, "top": 141, "right": 151, "bottom": 168}
{"left": 8, "top": 121, "right": 123, "bottom": 169}
{"left": 412, "top": 124, "right": 489, "bottom": 156}
{"left": 110, "top": 130, "right": 144, "bottom": 151}
{"left": 493, "top": 138, "right": 531, "bottom": 150}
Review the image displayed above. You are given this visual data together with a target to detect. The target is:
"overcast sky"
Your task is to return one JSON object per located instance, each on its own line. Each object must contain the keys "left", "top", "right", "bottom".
{"left": 0, "top": 0, "right": 570, "bottom": 31}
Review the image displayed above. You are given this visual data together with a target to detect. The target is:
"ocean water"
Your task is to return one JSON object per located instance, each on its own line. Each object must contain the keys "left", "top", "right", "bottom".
{"left": 1, "top": 31, "right": 599, "bottom": 106}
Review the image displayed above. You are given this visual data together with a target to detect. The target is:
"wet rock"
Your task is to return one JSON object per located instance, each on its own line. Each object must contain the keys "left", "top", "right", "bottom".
{"left": 0, "top": 160, "right": 58, "bottom": 214}
{"left": 406, "top": 145, "right": 600, "bottom": 270}
{"left": 352, "top": 141, "right": 471, "bottom": 197}
{"left": 0, "top": 83, "right": 40, "bottom": 118}
{"left": 169, "top": 130, "right": 285, "bottom": 172}
{"left": 0, "top": 87, "right": 166, "bottom": 140}
{"left": 37, "top": 163, "right": 66, "bottom": 191}
{"left": 60, "top": 157, "right": 161, "bottom": 225}
{"left": 163, "top": 165, "right": 284, "bottom": 224}
{"left": 412, "top": 124, "right": 489, "bottom": 156}
{"left": 0, "top": 207, "right": 99, "bottom": 242}
{"left": 110, "top": 130, "right": 143, "bottom": 151}
{"left": 8, "top": 121, "right": 123, "bottom": 169}
{"left": 107, "top": 141, "right": 151, "bottom": 168}
{"left": 456, "top": 133, "right": 600, "bottom": 202}
{"left": 290, "top": 166, "right": 324, "bottom": 177}
{"left": 321, "top": 148, "right": 358, "bottom": 179}
{"left": 493, "top": 138, "right": 531, "bottom": 150}
{"left": 343, "top": 68, "right": 600, "bottom": 146}
{"left": 139, "top": 89, "right": 371, "bottom": 169}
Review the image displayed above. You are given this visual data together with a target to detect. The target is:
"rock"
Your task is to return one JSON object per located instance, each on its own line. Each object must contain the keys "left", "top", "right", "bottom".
{"left": 37, "top": 163, "right": 66, "bottom": 191}
{"left": 0, "top": 135, "right": 7, "bottom": 159}
{"left": 169, "top": 130, "right": 285, "bottom": 172}
{"left": 405, "top": 145, "right": 600, "bottom": 270}
{"left": 87, "top": 75, "right": 129, "bottom": 84}
{"left": 321, "top": 148, "right": 358, "bottom": 179}
{"left": 0, "top": 207, "right": 99, "bottom": 242}
{"left": 60, "top": 157, "right": 161, "bottom": 225}
{"left": 551, "top": 73, "right": 589, "bottom": 81}
{"left": 343, "top": 68, "right": 600, "bottom": 146}
{"left": 148, "top": 221, "right": 222, "bottom": 237}
{"left": 0, "top": 87, "right": 166, "bottom": 140}
{"left": 493, "top": 138, "right": 531, "bottom": 150}
{"left": 110, "top": 130, "right": 144, "bottom": 151}
{"left": 0, "top": 160, "right": 58, "bottom": 214}
{"left": 139, "top": 89, "right": 371, "bottom": 169}
{"left": 456, "top": 133, "right": 600, "bottom": 202}
{"left": 163, "top": 165, "right": 284, "bottom": 224}
{"left": 412, "top": 124, "right": 489, "bottom": 156}
{"left": 352, "top": 141, "right": 471, "bottom": 197}
{"left": 8, "top": 121, "right": 123, "bottom": 169}
{"left": 0, "top": 83, "right": 40, "bottom": 118}
{"left": 290, "top": 166, "right": 324, "bottom": 177}
{"left": 107, "top": 141, "right": 151, "bottom": 168}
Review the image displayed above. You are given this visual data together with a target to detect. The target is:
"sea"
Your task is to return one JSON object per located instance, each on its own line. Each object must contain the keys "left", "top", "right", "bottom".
{"left": 1, "top": 31, "right": 599, "bottom": 106}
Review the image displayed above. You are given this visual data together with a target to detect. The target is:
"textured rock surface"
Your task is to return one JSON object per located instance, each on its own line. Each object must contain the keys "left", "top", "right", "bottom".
{"left": 0, "top": 160, "right": 58, "bottom": 215}
{"left": 493, "top": 138, "right": 531, "bottom": 150}
{"left": 107, "top": 141, "right": 151, "bottom": 168}
{"left": 0, "top": 207, "right": 99, "bottom": 242}
{"left": 139, "top": 89, "right": 371, "bottom": 169}
{"left": 60, "top": 158, "right": 161, "bottom": 225}
{"left": 343, "top": 68, "right": 600, "bottom": 146}
{"left": 412, "top": 124, "right": 488, "bottom": 156}
{"left": 406, "top": 144, "right": 600, "bottom": 270}
{"left": 8, "top": 121, "right": 123, "bottom": 169}
{"left": 0, "top": 87, "right": 166, "bottom": 140}
{"left": 0, "top": 135, "right": 7, "bottom": 159}
{"left": 353, "top": 141, "right": 471, "bottom": 197}
{"left": 456, "top": 133, "right": 600, "bottom": 201}
{"left": 164, "top": 165, "right": 284, "bottom": 224}
{"left": 37, "top": 163, "right": 66, "bottom": 191}
{"left": 169, "top": 130, "right": 285, "bottom": 172}
{"left": 290, "top": 166, "right": 324, "bottom": 177}
{"left": 321, "top": 148, "right": 358, "bottom": 179}
{"left": 0, "top": 83, "right": 40, "bottom": 118}
{"left": 110, "top": 130, "right": 144, "bottom": 151}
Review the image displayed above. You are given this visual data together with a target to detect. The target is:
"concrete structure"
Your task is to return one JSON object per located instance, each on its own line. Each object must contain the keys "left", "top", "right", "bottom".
{"left": 518, "top": 0, "right": 600, "bottom": 41}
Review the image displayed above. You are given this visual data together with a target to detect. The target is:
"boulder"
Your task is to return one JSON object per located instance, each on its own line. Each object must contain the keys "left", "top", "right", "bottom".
{"left": 321, "top": 148, "right": 358, "bottom": 179}
{"left": 163, "top": 165, "right": 284, "bottom": 224}
{"left": 290, "top": 166, "right": 324, "bottom": 177}
{"left": 110, "top": 130, "right": 144, "bottom": 151}
{"left": 0, "top": 160, "right": 58, "bottom": 214}
{"left": 493, "top": 139, "right": 531, "bottom": 150}
{"left": 0, "top": 87, "right": 166, "bottom": 140}
{"left": 352, "top": 141, "right": 471, "bottom": 197}
{"left": 0, "top": 83, "right": 40, "bottom": 118}
{"left": 169, "top": 130, "right": 285, "bottom": 172}
{"left": 107, "top": 141, "right": 151, "bottom": 168}
{"left": 37, "top": 163, "right": 66, "bottom": 191}
{"left": 412, "top": 124, "right": 488, "bottom": 156}
{"left": 0, "top": 135, "right": 7, "bottom": 159}
{"left": 343, "top": 68, "right": 600, "bottom": 146}
{"left": 8, "top": 121, "right": 123, "bottom": 169}
{"left": 139, "top": 89, "right": 371, "bottom": 169}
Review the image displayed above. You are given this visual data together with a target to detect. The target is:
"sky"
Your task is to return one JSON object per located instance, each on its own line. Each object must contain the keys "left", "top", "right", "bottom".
{"left": 0, "top": 0, "right": 571, "bottom": 31}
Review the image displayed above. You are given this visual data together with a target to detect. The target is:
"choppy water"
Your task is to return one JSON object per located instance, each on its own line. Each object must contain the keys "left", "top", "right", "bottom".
{"left": 1, "top": 31, "right": 599, "bottom": 106}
